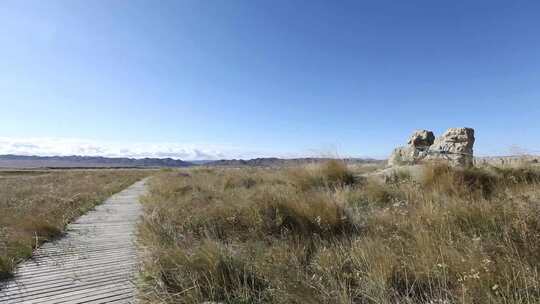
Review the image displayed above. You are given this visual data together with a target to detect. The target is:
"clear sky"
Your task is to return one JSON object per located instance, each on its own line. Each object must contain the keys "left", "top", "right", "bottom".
{"left": 1, "top": 0, "right": 539, "bottom": 160}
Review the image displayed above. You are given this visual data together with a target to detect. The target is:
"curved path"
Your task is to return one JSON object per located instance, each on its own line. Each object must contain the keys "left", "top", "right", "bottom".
{"left": 0, "top": 179, "right": 147, "bottom": 304}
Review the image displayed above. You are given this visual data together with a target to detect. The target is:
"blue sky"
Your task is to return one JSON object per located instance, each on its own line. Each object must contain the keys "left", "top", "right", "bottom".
{"left": 1, "top": 0, "right": 539, "bottom": 159}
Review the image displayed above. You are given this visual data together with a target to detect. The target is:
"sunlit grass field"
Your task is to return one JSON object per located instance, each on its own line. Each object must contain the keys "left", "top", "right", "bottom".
{"left": 138, "top": 162, "right": 540, "bottom": 304}
{"left": 0, "top": 169, "right": 150, "bottom": 279}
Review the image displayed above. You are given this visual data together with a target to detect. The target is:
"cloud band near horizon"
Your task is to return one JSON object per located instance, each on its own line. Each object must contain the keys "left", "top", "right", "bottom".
{"left": 0, "top": 137, "right": 244, "bottom": 160}
{"left": 0, "top": 137, "right": 383, "bottom": 160}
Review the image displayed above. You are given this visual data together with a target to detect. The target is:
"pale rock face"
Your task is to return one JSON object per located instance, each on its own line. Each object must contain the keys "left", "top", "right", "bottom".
{"left": 388, "top": 128, "right": 475, "bottom": 167}
{"left": 407, "top": 130, "right": 435, "bottom": 149}
{"left": 388, "top": 146, "right": 417, "bottom": 166}
{"left": 427, "top": 128, "right": 475, "bottom": 167}
{"left": 388, "top": 129, "right": 434, "bottom": 166}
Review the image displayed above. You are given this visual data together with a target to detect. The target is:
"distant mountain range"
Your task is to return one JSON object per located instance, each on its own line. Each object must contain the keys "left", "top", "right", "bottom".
{"left": 203, "top": 157, "right": 384, "bottom": 167}
{"left": 0, "top": 155, "right": 384, "bottom": 169}
{"left": 0, "top": 155, "right": 193, "bottom": 168}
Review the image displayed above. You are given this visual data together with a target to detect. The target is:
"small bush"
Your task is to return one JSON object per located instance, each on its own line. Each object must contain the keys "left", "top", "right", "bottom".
{"left": 320, "top": 160, "right": 356, "bottom": 187}
{"left": 258, "top": 190, "right": 357, "bottom": 238}
{"left": 421, "top": 163, "right": 499, "bottom": 198}
{"left": 224, "top": 175, "right": 259, "bottom": 189}
{"left": 458, "top": 166, "right": 499, "bottom": 197}
{"left": 493, "top": 166, "right": 540, "bottom": 184}
{"left": 288, "top": 160, "right": 356, "bottom": 191}
{"left": 287, "top": 166, "right": 325, "bottom": 191}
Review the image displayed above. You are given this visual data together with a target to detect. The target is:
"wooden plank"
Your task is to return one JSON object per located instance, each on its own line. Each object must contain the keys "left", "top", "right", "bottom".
{"left": 14, "top": 256, "right": 137, "bottom": 276}
{"left": 0, "top": 269, "right": 134, "bottom": 294}
{"left": 0, "top": 266, "right": 135, "bottom": 291}
{"left": 11, "top": 282, "right": 133, "bottom": 303}
{"left": 16, "top": 250, "right": 137, "bottom": 270}
{"left": 0, "top": 179, "right": 147, "bottom": 303}
{"left": 1, "top": 277, "right": 133, "bottom": 302}
{"left": 64, "top": 292, "right": 136, "bottom": 304}
{"left": 23, "top": 247, "right": 136, "bottom": 263}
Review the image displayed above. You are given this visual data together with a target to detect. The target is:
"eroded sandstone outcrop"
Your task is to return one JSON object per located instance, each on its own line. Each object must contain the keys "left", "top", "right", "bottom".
{"left": 388, "top": 129, "right": 433, "bottom": 166}
{"left": 408, "top": 130, "right": 435, "bottom": 148}
{"left": 389, "top": 128, "right": 475, "bottom": 167}
{"left": 426, "top": 128, "right": 475, "bottom": 167}
{"left": 387, "top": 146, "right": 418, "bottom": 166}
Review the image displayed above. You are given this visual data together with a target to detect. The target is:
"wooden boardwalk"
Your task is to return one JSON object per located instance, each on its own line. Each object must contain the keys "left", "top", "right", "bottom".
{"left": 0, "top": 179, "right": 148, "bottom": 304}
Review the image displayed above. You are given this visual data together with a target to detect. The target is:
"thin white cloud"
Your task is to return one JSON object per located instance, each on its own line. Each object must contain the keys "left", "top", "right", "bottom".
{"left": 0, "top": 137, "right": 246, "bottom": 160}
{"left": 0, "top": 137, "right": 383, "bottom": 161}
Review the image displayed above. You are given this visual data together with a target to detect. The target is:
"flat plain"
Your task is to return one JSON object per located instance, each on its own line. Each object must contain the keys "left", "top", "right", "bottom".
{"left": 2, "top": 161, "right": 540, "bottom": 304}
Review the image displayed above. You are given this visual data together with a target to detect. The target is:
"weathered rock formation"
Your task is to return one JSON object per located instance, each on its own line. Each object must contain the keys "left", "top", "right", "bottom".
{"left": 388, "top": 129, "right": 433, "bottom": 166}
{"left": 388, "top": 128, "right": 475, "bottom": 167}
{"left": 426, "top": 128, "right": 475, "bottom": 167}
{"left": 408, "top": 130, "right": 435, "bottom": 149}
{"left": 387, "top": 146, "right": 419, "bottom": 166}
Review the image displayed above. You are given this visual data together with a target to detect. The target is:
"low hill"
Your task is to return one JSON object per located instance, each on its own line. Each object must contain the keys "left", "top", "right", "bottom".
{"left": 204, "top": 157, "right": 384, "bottom": 167}
{"left": 0, "top": 155, "right": 193, "bottom": 168}
{"left": 0, "top": 155, "right": 386, "bottom": 169}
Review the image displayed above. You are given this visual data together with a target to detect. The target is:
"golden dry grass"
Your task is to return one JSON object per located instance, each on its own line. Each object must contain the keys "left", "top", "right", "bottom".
{"left": 138, "top": 161, "right": 540, "bottom": 304}
{"left": 0, "top": 169, "right": 151, "bottom": 279}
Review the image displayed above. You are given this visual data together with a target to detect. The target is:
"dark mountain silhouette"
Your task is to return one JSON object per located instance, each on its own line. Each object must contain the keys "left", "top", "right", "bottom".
{"left": 0, "top": 155, "right": 384, "bottom": 169}
{"left": 0, "top": 155, "right": 193, "bottom": 168}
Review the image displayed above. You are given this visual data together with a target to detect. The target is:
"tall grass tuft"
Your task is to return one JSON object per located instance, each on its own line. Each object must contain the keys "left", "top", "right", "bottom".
{"left": 138, "top": 162, "right": 540, "bottom": 304}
